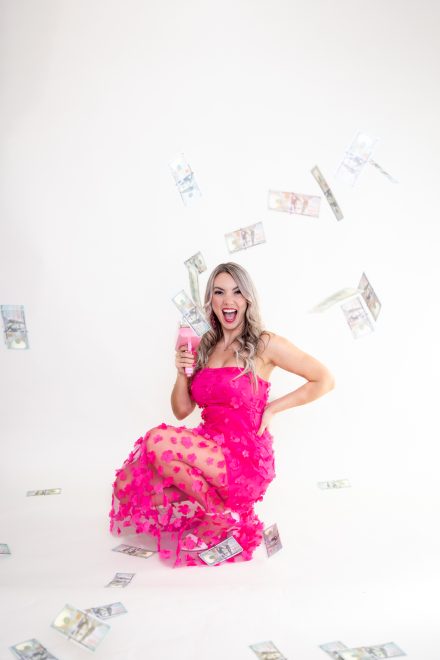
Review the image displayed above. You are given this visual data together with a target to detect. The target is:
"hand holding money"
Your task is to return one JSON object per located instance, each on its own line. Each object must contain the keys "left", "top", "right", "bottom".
{"left": 175, "top": 345, "right": 195, "bottom": 377}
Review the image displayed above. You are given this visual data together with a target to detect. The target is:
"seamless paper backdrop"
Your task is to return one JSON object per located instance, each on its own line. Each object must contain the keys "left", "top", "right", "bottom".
{"left": 1, "top": 0, "right": 439, "bottom": 659}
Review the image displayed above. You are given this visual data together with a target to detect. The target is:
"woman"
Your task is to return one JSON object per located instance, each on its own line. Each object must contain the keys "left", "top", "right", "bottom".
{"left": 110, "top": 262, "right": 334, "bottom": 567}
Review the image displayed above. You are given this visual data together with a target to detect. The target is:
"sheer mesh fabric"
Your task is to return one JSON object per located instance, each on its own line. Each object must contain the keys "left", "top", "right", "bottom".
{"left": 109, "top": 367, "right": 276, "bottom": 567}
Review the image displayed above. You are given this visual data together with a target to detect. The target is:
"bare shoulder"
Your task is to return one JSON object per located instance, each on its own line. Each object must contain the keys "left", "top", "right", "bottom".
{"left": 259, "top": 331, "right": 333, "bottom": 381}
{"left": 258, "top": 331, "right": 290, "bottom": 359}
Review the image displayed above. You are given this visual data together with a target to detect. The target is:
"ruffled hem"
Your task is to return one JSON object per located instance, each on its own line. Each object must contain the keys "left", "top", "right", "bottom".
{"left": 109, "top": 423, "right": 265, "bottom": 567}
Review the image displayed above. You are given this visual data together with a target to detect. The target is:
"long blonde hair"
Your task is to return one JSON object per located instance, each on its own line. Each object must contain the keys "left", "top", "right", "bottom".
{"left": 194, "top": 262, "right": 268, "bottom": 388}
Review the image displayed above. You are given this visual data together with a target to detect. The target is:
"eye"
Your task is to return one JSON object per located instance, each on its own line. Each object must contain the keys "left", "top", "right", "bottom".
{"left": 234, "top": 290, "right": 242, "bottom": 295}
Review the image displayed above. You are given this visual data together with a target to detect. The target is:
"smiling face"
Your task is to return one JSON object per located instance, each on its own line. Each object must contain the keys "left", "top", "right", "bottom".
{"left": 211, "top": 271, "right": 248, "bottom": 332}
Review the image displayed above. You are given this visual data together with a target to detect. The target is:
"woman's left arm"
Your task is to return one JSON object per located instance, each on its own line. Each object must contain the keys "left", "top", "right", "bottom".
{"left": 257, "top": 333, "right": 335, "bottom": 436}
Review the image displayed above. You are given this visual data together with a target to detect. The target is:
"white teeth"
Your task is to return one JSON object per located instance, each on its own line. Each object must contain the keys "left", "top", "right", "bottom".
{"left": 223, "top": 309, "right": 237, "bottom": 312}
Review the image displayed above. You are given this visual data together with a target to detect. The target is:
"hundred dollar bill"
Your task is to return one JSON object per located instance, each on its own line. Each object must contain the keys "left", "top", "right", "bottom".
{"left": 198, "top": 535, "right": 243, "bottom": 565}
{"left": 26, "top": 488, "right": 61, "bottom": 497}
{"left": 339, "top": 645, "right": 405, "bottom": 660}
{"left": 184, "top": 251, "right": 207, "bottom": 307}
{"left": 85, "top": 602, "right": 127, "bottom": 620}
{"left": 357, "top": 642, "right": 405, "bottom": 658}
{"left": 368, "top": 159, "right": 398, "bottom": 184}
{"left": 10, "top": 638, "right": 58, "bottom": 659}
{"left": 51, "top": 603, "right": 109, "bottom": 652}
{"left": 335, "top": 131, "right": 379, "bottom": 186}
{"left": 358, "top": 272, "right": 381, "bottom": 321}
{"left": 1, "top": 304, "right": 29, "bottom": 349}
{"left": 169, "top": 153, "right": 201, "bottom": 205}
{"left": 249, "top": 640, "right": 287, "bottom": 659}
{"left": 341, "top": 296, "right": 374, "bottom": 339}
{"left": 172, "top": 290, "right": 211, "bottom": 336}
{"left": 310, "top": 287, "right": 362, "bottom": 313}
{"left": 0, "top": 543, "right": 11, "bottom": 554}
{"left": 318, "top": 479, "right": 351, "bottom": 489}
{"left": 320, "top": 641, "right": 349, "bottom": 659}
{"left": 263, "top": 523, "right": 282, "bottom": 557}
{"left": 311, "top": 166, "right": 343, "bottom": 221}
{"left": 225, "top": 221, "right": 266, "bottom": 253}
{"left": 112, "top": 543, "right": 155, "bottom": 559}
{"left": 268, "top": 190, "right": 321, "bottom": 217}
{"left": 105, "top": 572, "right": 135, "bottom": 588}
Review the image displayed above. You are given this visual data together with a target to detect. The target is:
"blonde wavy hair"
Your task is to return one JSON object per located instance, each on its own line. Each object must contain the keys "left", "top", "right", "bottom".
{"left": 193, "top": 262, "right": 268, "bottom": 388}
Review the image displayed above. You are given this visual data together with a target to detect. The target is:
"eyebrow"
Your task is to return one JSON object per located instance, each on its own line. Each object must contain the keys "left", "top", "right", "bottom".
{"left": 213, "top": 286, "right": 240, "bottom": 292}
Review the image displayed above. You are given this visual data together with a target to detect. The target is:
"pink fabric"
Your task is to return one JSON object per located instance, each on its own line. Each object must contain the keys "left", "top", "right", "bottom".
{"left": 109, "top": 366, "right": 276, "bottom": 567}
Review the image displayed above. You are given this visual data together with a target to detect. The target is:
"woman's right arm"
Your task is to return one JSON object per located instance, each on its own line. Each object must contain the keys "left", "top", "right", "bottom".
{"left": 171, "top": 346, "right": 197, "bottom": 420}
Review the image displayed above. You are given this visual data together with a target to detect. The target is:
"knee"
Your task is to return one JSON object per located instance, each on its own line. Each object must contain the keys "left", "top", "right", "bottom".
{"left": 144, "top": 427, "right": 164, "bottom": 452}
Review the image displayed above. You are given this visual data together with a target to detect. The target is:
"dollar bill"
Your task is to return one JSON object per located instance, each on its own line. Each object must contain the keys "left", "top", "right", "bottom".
{"left": 105, "top": 572, "right": 135, "bottom": 588}
{"left": 1, "top": 304, "right": 29, "bottom": 350}
{"left": 318, "top": 479, "right": 351, "bottom": 489}
{"left": 341, "top": 296, "right": 374, "bottom": 339}
{"left": 85, "top": 602, "right": 127, "bottom": 620}
{"left": 263, "top": 523, "right": 282, "bottom": 557}
{"left": 360, "top": 643, "right": 405, "bottom": 658}
{"left": 112, "top": 543, "right": 155, "bottom": 559}
{"left": 311, "top": 166, "right": 344, "bottom": 221}
{"left": 268, "top": 190, "right": 321, "bottom": 217}
{"left": 51, "top": 604, "right": 109, "bottom": 652}
{"left": 358, "top": 272, "right": 381, "bottom": 321}
{"left": 225, "top": 221, "right": 266, "bottom": 253}
{"left": 335, "top": 131, "right": 379, "bottom": 186}
{"left": 368, "top": 160, "right": 398, "bottom": 184}
{"left": 184, "top": 251, "right": 207, "bottom": 307}
{"left": 320, "top": 641, "right": 349, "bottom": 659}
{"left": 310, "top": 288, "right": 362, "bottom": 313}
{"left": 10, "top": 638, "right": 58, "bottom": 659}
{"left": 249, "top": 640, "right": 287, "bottom": 659}
{"left": 169, "top": 153, "right": 201, "bottom": 205}
{"left": 26, "top": 488, "right": 61, "bottom": 497}
{"left": 198, "top": 535, "right": 243, "bottom": 565}
{"left": 0, "top": 543, "right": 11, "bottom": 554}
{"left": 172, "top": 290, "right": 211, "bottom": 336}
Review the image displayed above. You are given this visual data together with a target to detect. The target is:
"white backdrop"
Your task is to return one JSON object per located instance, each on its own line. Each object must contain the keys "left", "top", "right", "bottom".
{"left": 1, "top": 0, "right": 440, "bottom": 658}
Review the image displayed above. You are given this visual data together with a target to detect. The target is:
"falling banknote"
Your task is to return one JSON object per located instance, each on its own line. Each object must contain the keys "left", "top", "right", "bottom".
{"left": 368, "top": 160, "right": 398, "bottom": 184}
{"left": 0, "top": 543, "right": 11, "bottom": 555}
{"left": 249, "top": 640, "right": 287, "bottom": 659}
{"left": 184, "top": 251, "right": 207, "bottom": 308}
{"left": 263, "top": 523, "right": 283, "bottom": 557}
{"left": 341, "top": 296, "right": 374, "bottom": 339}
{"left": 320, "top": 641, "right": 349, "bottom": 659}
{"left": 268, "top": 190, "right": 321, "bottom": 217}
{"left": 10, "top": 638, "right": 58, "bottom": 659}
{"left": 169, "top": 153, "right": 201, "bottom": 205}
{"left": 105, "top": 572, "right": 135, "bottom": 588}
{"left": 335, "top": 131, "right": 379, "bottom": 186}
{"left": 358, "top": 272, "right": 381, "bottom": 321}
{"left": 172, "top": 290, "right": 211, "bottom": 336}
{"left": 311, "top": 166, "right": 343, "bottom": 221}
{"left": 318, "top": 479, "right": 351, "bottom": 490}
{"left": 112, "top": 543, "right": 155, "bottom": 559}
{"left": 51, "top": 604, "right": 109, "bottom": 652}
{"left": 339, "top": 643, "right": 406, "bottom": 660}
{"left": 85, "top": 602, "right": 127, "bottom": 620}
{"left": 225, "top": 221, "right": 266, "bottom": 253}
{"left": 26, "top": 488, "right": 61, "bottom": 497}
{"left": 310, "top": 288, "right": 363, "bottom": 313}
{"left": 1, "top": 304, "right": 29, "bottom": 349}
{"left": 198, "top": 535, "right": 243, "bottom": 565}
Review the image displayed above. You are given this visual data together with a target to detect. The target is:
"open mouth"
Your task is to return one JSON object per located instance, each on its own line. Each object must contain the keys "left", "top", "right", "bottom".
{"left": 222, "top": 309, "right": 238, "bottom": 323}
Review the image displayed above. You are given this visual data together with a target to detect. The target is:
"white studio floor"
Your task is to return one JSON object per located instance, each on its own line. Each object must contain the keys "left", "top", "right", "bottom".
{"left": 1, "top": 457, "right": 438, "bottom": 660}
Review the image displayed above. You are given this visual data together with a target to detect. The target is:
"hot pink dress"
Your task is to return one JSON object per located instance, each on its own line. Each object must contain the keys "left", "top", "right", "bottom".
{"left": 109, "top": 366, "right": 276, "bottom": 567}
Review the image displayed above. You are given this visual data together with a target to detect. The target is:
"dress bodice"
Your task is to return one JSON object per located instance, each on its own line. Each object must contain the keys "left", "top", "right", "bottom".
{"left": 190, "top": 366, "right": 271, "bottom": 437}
